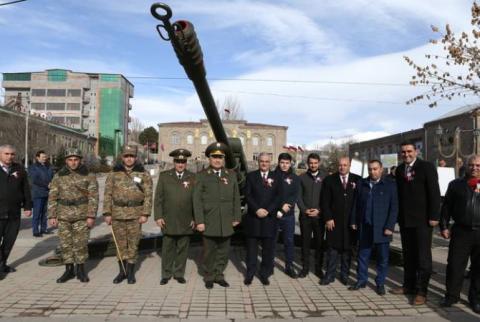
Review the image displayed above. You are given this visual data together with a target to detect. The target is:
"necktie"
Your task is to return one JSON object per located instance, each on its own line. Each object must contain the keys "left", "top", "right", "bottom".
{"left": 215, "top": 171, "right": 221, "bottom": 177}
{"left": 178, "top": 174, "right": 182, "bottom": 179}
{"left": 341, "top": 176, "right": 347, "bottom": 189}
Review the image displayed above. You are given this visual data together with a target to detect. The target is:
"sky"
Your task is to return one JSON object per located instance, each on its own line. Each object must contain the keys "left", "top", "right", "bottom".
{"left": 0, "top": 0, "right": 477, "bottom": 148}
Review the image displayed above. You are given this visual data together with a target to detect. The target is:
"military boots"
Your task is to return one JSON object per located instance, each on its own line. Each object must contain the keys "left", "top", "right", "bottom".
{"left": 76, "top": 264, "right": 89, "bottom": 283}
{"left": 113, "top": 260, "right": 127, "bottom": 284}
{"left": 127, "top": 263, "right": 136, "bottom": 284}
{"left": 57, "top": 264, "right": 75, "bottom": 283}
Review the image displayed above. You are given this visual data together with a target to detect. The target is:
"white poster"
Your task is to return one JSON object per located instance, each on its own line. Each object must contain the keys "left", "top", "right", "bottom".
{"left": 350, "top": 159, "right": 363, "bottom": 177}
{"left": 437, "top": 167, "right": 456, "bottom": 196}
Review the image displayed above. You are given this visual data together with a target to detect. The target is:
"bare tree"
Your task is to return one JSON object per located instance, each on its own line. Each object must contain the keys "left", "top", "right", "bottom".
{"left": 129, "top": 117, "right": 145, "bottom": 143}
{"left": 215, "top": 95, "right": 244, "bottom": 120}
{"left": 405, "top": 2, "right": 480, "bottom": 107}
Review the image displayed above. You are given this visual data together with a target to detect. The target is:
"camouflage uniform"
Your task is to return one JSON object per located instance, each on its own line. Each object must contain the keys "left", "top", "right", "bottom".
{"left": 48, "top": 164, "right": 98, "bottom": 264}
{"left": 103, "top": 163, "right": 153, "bottom": 264}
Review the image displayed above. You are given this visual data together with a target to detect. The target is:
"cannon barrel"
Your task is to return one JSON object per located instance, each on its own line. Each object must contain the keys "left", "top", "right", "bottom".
{"left": 151, "top": 3, "right": 248, "bottom": 177}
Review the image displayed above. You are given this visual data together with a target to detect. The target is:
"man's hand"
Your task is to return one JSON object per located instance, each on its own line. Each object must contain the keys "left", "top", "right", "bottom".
{"left": 429, "top": 220, "right": 439, "bottom": 227}
{"left": 384, "top": 229, "right": 393, "bottom": 236}
{"left": 156, "top": 218, "right": 166, "bottom": 229}
{"left": 256, "top": 208, "right": 268, "bottom": 218}
{"left": 233, "top": 221, "right": 240, "bottom": 227}
{"left": 190, "top": 220, "right": 195, "bottom": 229}
{"left": 309, "top": 209, "right": 320, "bottom": 217}
{"left": 104, "top": 215, "right": 112, "bottom": 225}
{"left": 351, "top": 224, "right": 357, "bottom": 230}
{"left": 441, "top": 229, "right": 450, "bottom": 239}
{"left": 86, "top": 218, "right": 95, "bottom": 228}
{"left": 281, "top": 204, "right": 291, "bottom": 213}
{"left": 326, "top": 219, "right": 335, "bottom": 231}
{"left": 196, "top": 223, "right": 205, "bottom": 232}
{"left": 49, "top": 218, "right": 58, "bottom": 228}
{"left": 138, "top": 216, "right": 148, "bottom": 224}
{"left": 24, "top": 210, "right": 32, "bottom": 217}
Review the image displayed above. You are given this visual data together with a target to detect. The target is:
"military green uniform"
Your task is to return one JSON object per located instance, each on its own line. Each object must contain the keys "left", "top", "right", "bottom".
{"left": 48, "top": 164, "right": 98, "bottom": 265}
{"left": 103, "top": 163, "right": 153, "bottom": 263}
{"left": 193, "top": 143, "right": 242, "bottom": 284}
{"left": 154, "top": 168, "right": 195, "bottom": 279}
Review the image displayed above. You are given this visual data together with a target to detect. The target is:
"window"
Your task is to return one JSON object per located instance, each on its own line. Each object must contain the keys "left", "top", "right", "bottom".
{"left": 3, "top": 73, "right": 31, "bottom": 81}
{"left": 67, "top": 103, "right": 81, "bottom": 111}
{"left": 46, "top": 103, "right": 65, "bottom": 111}
{"left": 66, "top": 117, "right": 80, "bottom": 125}
{"left": 187, "top": 134, "right": 194, "bottom": 145}
{"left": 31, "top": 89, "right": 46, "bottom": 96}
{"left": 47, "top": 89, "right": 66, "bottom": 97}
{"left": 201, "top": 135, "right": 208, "bottom": 145}
{"left": 266, "top": 136, "right": 273, "bottom": 146}
{"left": 171, "top": 133, "right": 180, "bottom": 145}
{"left": 48, "top": 69, "right": 67, "bottom": 82}
{"left": 52, "top": 116, "right": 65, "bottom": 124}
{"left": 67, "top": 89, "right": 81, "bottom": 97}
{"left": 252, "top": 136, "right": 259, "bottom": 146}
{"left": 31, "top": 103, "right": 45, "bottom": 110}
{"left": 100, "top": 74, "right": 120, "bottom": 82}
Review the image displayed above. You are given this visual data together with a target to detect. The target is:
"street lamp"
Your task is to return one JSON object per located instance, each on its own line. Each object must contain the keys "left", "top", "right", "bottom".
{"left": 24, "top": 93, "right": 30, "bottom": 169}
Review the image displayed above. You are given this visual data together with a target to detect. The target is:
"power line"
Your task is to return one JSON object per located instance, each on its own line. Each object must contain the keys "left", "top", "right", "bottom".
{"left": 0, "top": 0, "right": 27, "bottom": 6}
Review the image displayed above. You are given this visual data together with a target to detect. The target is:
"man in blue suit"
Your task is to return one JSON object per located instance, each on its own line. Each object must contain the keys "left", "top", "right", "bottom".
{"left": 244, "top": 152, "right": 282, "bottom": 286}
{"left": 349, "top": 159, "right": 398, "bottom": 295}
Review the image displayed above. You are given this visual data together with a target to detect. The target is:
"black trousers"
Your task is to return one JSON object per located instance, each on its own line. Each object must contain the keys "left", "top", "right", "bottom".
{"left": 246, "top": 236, "right": 274, "bottom": 279}
{"left": 400, "top": 225, "right": 433, "bottom": 296}
{"left": 299, "top": 215, "right": 324, "bottom": 272}
{"left": 0, "top": 216, "right": 21, "bottom": 265}
{"left": 445, "top": 225, "right": 480, "bottom": 304}
{"left": 325, "top": 247, "right": 352, "bottom": 281}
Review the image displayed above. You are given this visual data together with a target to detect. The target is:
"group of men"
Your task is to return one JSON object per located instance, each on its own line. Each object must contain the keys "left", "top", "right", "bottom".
{"left": 0, "top": 140, "right": 479, "bottom": 313}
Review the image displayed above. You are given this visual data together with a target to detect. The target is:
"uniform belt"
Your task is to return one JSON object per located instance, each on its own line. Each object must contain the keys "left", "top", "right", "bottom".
{"left": 57, "top": 197, "right": 88, "bottom": 206}
{"left": 113, "top": 200, "right": 144, "bottom": 207}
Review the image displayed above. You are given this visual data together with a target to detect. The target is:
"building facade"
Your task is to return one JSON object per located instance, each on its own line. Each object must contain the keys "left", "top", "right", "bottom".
{"left": 0, "top": 105, "right": 96, "bottom": 163}
{"left": 349, "top": 104, "right": 480, "bottom": 171}
{"left": 158, "top": 119, "right": 288, "bottom": 165}
{"left": 2, "top": 69, "right": 133, "bottom": 157}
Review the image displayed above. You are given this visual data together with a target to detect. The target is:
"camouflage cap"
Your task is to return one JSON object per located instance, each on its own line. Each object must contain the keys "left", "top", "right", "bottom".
{"left": 121, "top": 145, "right": 137, "bottom": 156}
{"left": 64, "top": 148, "right": 82, "bottom": 158}
{"left": 169, "top": 148, "right": 192, "bottom": 161}
{"left": 205, "top": 142, "right": 229, "bottom": 157}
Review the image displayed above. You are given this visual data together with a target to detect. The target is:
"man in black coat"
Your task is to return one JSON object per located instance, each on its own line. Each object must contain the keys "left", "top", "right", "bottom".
{"left": 392, "top": 141, "right": 441, "bottom": 305}
{"left": 244, "top": 152, "right": 282, "bottom": 286}
{"left": 0, "top": 145, "right": 32, "bottom": 280}
{"left": 439, "top": 155, "right": 480, "bottom": 313}
{"left": 320, "top": 156, "right": 361, "bottom": 285}
{"left": 297, "top": 153, "right": 325, "bottom": 278}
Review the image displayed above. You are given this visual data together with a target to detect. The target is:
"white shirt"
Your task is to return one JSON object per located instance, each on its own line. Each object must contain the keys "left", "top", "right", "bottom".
{"left": 340, "top": 173, "right": 349, "bottom": 182}
{"left": 176, "top": 171, "right": 184, "bottom": 179}
{"left": 213, "top": 169, "right": 221, "bottom": 177}
{"left": 261, "top": 171, "right": 269, "bottom": 180}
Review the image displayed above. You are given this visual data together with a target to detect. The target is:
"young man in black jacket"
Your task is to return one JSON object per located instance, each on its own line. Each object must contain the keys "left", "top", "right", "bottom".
{"left": 297, "top": 153, "right": 325, "bottom": 278}
{"left": 440, "top": 155, "right": 480, "bottom": 313}
{"left": 0, "top": 144, "right": 32, "bottom": 280}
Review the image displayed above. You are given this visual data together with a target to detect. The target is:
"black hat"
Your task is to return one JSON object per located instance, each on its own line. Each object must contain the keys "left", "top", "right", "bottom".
{"left": 205, "top": 142, "right": 229, "bottom": 157}
{"left": 169, "top": 148, "right": 192, "bottom": 161}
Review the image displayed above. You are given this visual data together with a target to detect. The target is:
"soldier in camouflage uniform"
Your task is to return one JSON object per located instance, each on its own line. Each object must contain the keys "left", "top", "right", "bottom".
{"left": 193, "top": 142, "right": 242, "bottom": 289}
{"left": 48, "top": 148, "right": 99, "bottom": 283}
{"left": 154, "top": 148, "right": 195, "bottom": 285}
{"left": 103, "top": 145, "right": 153, "bottom": 284}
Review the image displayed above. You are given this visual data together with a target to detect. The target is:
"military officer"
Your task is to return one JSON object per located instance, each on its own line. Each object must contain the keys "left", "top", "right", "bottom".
{"left": 193, "top": 142, "right": 242, "bottom": 289}
{"left": 154, "top": 148, "right": 195, "bottom": 285}
{"left": 103, "top": 145, "right": 153, "bottom": 284}
{"left": 48, "top": 148, "right": 98, "bottom": 283}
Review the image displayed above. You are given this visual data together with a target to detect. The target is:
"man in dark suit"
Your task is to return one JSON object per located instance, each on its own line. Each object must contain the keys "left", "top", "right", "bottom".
{"left": 244, "top": 152, "right": 282, "bottom": 286}
{"left": 350, "top": 160, "right": 398, "bottom": 295}
{"left": 392, "top": 141, "right": 441, "bottom": 305}
{"left": 297, "top": 153, "right": 325, "bottom": 278}
{"left": 0, "top": 144, "right": 32, "bottom": 280}
{"left": 320, "top": 156, "right": 361, "bottom": 285}
{"left": 439, "top": 155, "right": 480, "bottom": 313}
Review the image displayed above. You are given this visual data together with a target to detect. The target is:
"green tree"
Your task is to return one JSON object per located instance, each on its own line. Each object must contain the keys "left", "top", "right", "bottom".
{"left": 405, "top": 2, "right": 480, "bottom": 107}
{"left": 138, "top": 126, "right": 158, "bottom": 146}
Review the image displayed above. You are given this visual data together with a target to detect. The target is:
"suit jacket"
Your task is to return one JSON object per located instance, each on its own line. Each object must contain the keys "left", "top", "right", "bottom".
{"left": 244, "top": 169, "right": 282, "bottom": 238}
{"left": 274, "top": 168, "right": 300, "bottom": 216}
{"left": 297, "top": 170, "right": 324, "bottom": 216}
{"left": 350, "top": 177, "right": 398, "bottom": 244}
{"left": 440, "top": 177, "right": 480, "bottom": 230}
{"left": 321, "top": 172, "right": 361, "bottom": 250}
{"left": 395, "top": 158, "right": 441, "bottom": 227}
{"left": 0, "top": 162, "right": 32, "bottom": 218}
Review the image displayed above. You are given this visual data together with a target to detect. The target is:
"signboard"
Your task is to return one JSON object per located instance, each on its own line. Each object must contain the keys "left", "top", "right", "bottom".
{"left": 350, "top": 159, "right": 364, "bottom": 177}
{"left": 437, "top": 167, "right": 456, "bottom": 196}
{"left": 380, "top": 153, "right": 398, "bottom": 170}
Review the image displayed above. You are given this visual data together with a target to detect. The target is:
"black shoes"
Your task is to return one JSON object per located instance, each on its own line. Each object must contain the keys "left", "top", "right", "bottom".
{"left": 126, "top": 263, "right": 136, "bottom": 284}
{"left": 113, "top": 261, "right": 127, "bottom": 284}
{"left": 320, "top": 277, "right": 334, "bottom": 286}
{"left": 205, "top": 281, "right": 214, "bottom": 289}
{"left": 259, "top": 276, "right": 270, "bottom": 286}
{"left": 285, "top": 267, "right": 297, "bottom": 278}
{"left": 174, "top": 277, "right": 186, "bottom": 284}
{"left": 3, "top": 265, "right": 15, "bottom": 273}
{"left": 298, "top": 269, "right": 308, "bottom": 278}
{"left": 244, "top": 276, "right": 253, "bottom": 286}
{"left": 440, "top": 297, "right": 458, "bottom": 307}
{"left": 160, "top": 278, "right": 170, "bottom": 285}
{"left": 348, "top": 282, "right": 366, "bottom": 291}
{"left": 215, "top": 280, "right": 230, "bottom": 287}
{"left": 339, "top": 276, "right": 349, "bottom": 286}
{"left": 33, "top": 233, "right": 42, "bottom": 237}
{"left": 376, "top": 285, "right": 386, "bottom": 296}
{"left": 315, "top": 269, "right": 324, "bottom": 279}
{"left": 471, "top": 303, "right": 480, "bottom": 314}
{"left": 57, "top": 264, "right": 75, "bottom": 283}
{"left": 76, "top": 264, "right": 89, "bottom": 283}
